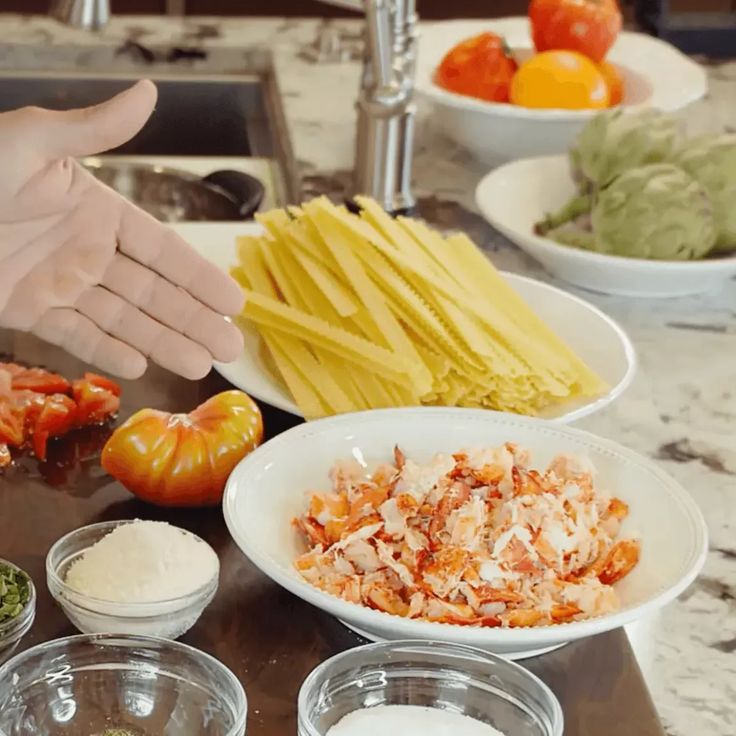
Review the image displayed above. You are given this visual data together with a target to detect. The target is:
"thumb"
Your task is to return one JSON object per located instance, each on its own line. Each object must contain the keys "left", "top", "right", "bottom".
{"left": 42, "top": 79, "right": 157, "bottom": 158}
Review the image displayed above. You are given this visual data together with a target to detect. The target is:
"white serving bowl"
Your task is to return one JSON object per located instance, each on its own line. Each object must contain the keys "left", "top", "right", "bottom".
{"left": 224, "top": 407, "right": 708, "bottom": 660}
{"left": 416, "top": 18, "right": 707, "bottom": 164}
{"left": 175, "top": 222, "right": 636, "bottom": 423}
{"left": 47, "top": 520, "right": 219, "bottom": 639}
{"left": 476, "top": 155, "right": 736, "bottom": 298}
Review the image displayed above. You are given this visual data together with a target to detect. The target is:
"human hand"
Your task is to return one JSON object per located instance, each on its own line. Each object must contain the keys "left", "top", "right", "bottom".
{"left": 0, "top": 80, "right": 244, "bottom": 380}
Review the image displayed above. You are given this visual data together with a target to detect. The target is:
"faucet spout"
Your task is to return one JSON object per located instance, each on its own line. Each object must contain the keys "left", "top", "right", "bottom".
{"left": 50, "top": 0, "right": 110, "bottom": 31}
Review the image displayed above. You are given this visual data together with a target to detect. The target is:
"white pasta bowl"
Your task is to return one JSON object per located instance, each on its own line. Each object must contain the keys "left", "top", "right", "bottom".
{"left": 416, "top": 18, "right": 707, "bottom": 164}
{"left": 224, "top": 407, "right": 708, "bottom": 660}
{"left": 475, "top": 155, "right": 736, "bottom": 298}
{"left": 176, "top": 222, "right": 636, "bottom": 423}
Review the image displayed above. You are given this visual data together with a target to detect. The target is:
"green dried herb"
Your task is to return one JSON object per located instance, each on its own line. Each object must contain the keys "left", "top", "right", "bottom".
{"left": 101, "top": 730, "right": 136, "bottom": 736}
{"left": 0, "top": 563, "right": 30, "bottom": 624}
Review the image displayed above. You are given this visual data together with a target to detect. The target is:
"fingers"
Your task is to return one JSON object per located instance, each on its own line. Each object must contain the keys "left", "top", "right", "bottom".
{"left": 38, "top": 80, "right": 158, "bottom": 159}
{"left": 116, "top": 204, "right": 245, "bottom": 316}
{"left": 101, "top": 253, "right": 244, "bottom": 363}
{"left": 32, "top": 308, "right": 147, "bottom": 380}
{"left": 75, "top": 286, "right": 214, "bottom": 380}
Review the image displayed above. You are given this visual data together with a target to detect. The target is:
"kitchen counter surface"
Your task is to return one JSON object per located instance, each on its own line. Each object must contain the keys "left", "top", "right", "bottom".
{"left": 0, "top": 13, "right": 733, "bottom": 736}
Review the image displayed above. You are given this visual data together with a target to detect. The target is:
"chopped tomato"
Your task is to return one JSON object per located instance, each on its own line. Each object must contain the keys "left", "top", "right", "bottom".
{"left": 83, "top": 372, "right": 122, "bottom": 397}
{"left": 72, "top": 379, "right": 120, "bottom": 425}
{"left": 13, "top": 390, "right": 46, "bottom": 433}
{"left": 0, "top": 364, "right": 121, "bottom": 467}
{"left": 33, "top": 394, "right": 77, "bottom": 461}
{"left": 9, "top": 366, "right": 71, "bottom": 395}
{"left": 0, "top": 402, "right": 24, "bottom": 447}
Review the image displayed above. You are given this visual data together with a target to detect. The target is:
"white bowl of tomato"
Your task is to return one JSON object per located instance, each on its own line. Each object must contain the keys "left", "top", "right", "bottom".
{"left": 415, "top": 8, "right": 706, "bottom": 165}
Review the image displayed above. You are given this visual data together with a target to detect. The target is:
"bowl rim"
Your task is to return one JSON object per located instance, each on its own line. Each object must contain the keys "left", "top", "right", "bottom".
{"left": 46, "top": 519, "right": 220, "bottom": 615}
{"left": 297, "top": 639, "right": 564, "bottom": 736}
{"left": 224, "top": 406, "right": 709, "bottom": 646}
{"left": 475, "top": 155, "right": 736, "bottom": 271}
{"left": 0, "top": 558, "right": 36, "bottom": 645}
{"left": 0, "top": 632, "right": 248, "bottom": 736}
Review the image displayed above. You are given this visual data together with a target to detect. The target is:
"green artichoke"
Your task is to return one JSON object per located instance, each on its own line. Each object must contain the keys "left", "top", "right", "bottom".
{"left": 673, "top": 134, "right": 736, "bottom": 254}
{"left": 591, "top": 163, "right": 717, "bottom": 260}
{"left": 545, "top": 224, "right": 596, "bottom": 251}
{"left": 570, "top": 108, "right": 680, "bottom": 192}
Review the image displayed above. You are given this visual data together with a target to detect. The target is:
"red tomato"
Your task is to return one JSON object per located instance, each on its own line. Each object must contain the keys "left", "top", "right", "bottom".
{"left": 435, "top": 32, "right": 518, "bottom": 103}
{"left": 32, "top": 394, "right": 77, "bottom": 461}
{"left": 72, "top": 379, "right": 121, "bottom": 426}
{"left": 101, "top": 390, "right": 263, "bottom": 507}
{"left": 529, "top": 0, "right": 622, "bottom": 63}
{"left": 7, "top": 366, "right": 71, "bottom": 395}
{"left": 599, "top": 59, "right": 624, "bottom": 106}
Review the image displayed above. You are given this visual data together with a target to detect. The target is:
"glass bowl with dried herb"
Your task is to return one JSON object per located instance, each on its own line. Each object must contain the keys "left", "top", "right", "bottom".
{"left": 0, "top": 634, "right": 247, "bottom": 736}
{"left": 0, "top": 559, "right": 35, "bottom": 663}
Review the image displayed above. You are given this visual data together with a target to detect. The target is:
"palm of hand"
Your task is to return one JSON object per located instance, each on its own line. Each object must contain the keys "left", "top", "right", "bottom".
{"left": 0, "top": 82, "right": 244, "bottom": 380}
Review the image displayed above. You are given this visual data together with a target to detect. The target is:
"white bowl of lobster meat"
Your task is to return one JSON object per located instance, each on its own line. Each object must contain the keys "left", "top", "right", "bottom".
{"left": 224, "top": 408, "right": 707, "bottom": 660}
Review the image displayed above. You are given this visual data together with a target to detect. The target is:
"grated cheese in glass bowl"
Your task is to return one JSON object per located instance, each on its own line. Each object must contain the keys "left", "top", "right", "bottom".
{"left": 46, "top": 520, "right": 219, "bottom": 639}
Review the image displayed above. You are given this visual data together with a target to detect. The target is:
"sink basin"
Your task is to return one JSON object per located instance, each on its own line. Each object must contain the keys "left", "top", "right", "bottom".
{"left": 0, "top": 60, "right": 300, "bottom": 208}
{"left": 0, "top": 74, "right": 264, "bottom": 157}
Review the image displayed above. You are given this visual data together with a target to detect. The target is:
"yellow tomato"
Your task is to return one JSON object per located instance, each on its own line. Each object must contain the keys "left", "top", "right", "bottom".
{"left": 510, "top": 51, "right": 610, "bottom": 110}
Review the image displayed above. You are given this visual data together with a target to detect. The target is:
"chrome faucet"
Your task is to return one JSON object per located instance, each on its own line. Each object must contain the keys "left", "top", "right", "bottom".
{"left": 321, "top": 0, "right": 417, "bottom": 213}
{"left": 50, "top": 0, "right": 110, "bottom": 32}
{"left": 50, "top": 0, "right": 418, "bottom": 213}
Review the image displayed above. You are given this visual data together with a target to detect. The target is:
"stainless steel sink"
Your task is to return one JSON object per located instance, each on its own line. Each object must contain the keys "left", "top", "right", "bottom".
{"left": 0, "top": 51, "right": 300, "bottom": 211}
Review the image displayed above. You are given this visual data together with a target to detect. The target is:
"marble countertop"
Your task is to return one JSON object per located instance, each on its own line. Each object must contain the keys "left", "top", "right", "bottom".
{"left": 0, "top": 13, "right": 733, "bottom": 736}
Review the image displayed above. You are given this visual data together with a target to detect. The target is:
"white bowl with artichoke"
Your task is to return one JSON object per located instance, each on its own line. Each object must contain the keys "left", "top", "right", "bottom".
{"left": 476, "top": 109, "right": 736, "bottom": 298}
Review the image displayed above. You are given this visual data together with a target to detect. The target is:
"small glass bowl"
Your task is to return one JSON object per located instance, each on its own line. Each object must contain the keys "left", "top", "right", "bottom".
{"left": 298, "top": 640, "right": 563, "bottom": 736}
{"left": 47, "top": 520, "right": 219, "bottom": 639}
{"left": 0, "top": 633, "right": 247, "bottom": 736}
{"left": 0, "top": 558, "right": 36, "bottom": 665}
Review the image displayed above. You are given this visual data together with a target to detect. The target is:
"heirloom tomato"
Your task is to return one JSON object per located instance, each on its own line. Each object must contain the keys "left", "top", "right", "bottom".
{"left": 101, "top": 390, "right": 263, "bottom": 507}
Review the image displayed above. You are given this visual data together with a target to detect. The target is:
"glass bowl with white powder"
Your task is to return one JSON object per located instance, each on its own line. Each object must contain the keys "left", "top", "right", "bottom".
{"left": 46, "top": 519, "right": 219, "bottom": 639}
{"left": 298, "top": 640, "right": 563, "bottom": 736}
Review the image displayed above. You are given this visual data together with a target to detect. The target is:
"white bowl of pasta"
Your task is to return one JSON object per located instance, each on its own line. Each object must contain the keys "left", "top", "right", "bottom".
{"left": 223, "top": 407, "right": 707, "bottom": 660}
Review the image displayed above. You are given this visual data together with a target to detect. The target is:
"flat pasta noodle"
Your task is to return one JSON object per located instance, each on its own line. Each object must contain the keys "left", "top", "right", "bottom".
{"left": 242, "top": 321, "right": 327, "bottom": 419}
{"left": 241, "top": 290, "right": 417, "bottom": 388}
{"left": 303, "top": 200, "right": 434, "bottom": 394}
{"left": 230, "top": 196, "right": 607, "bottom": 418}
